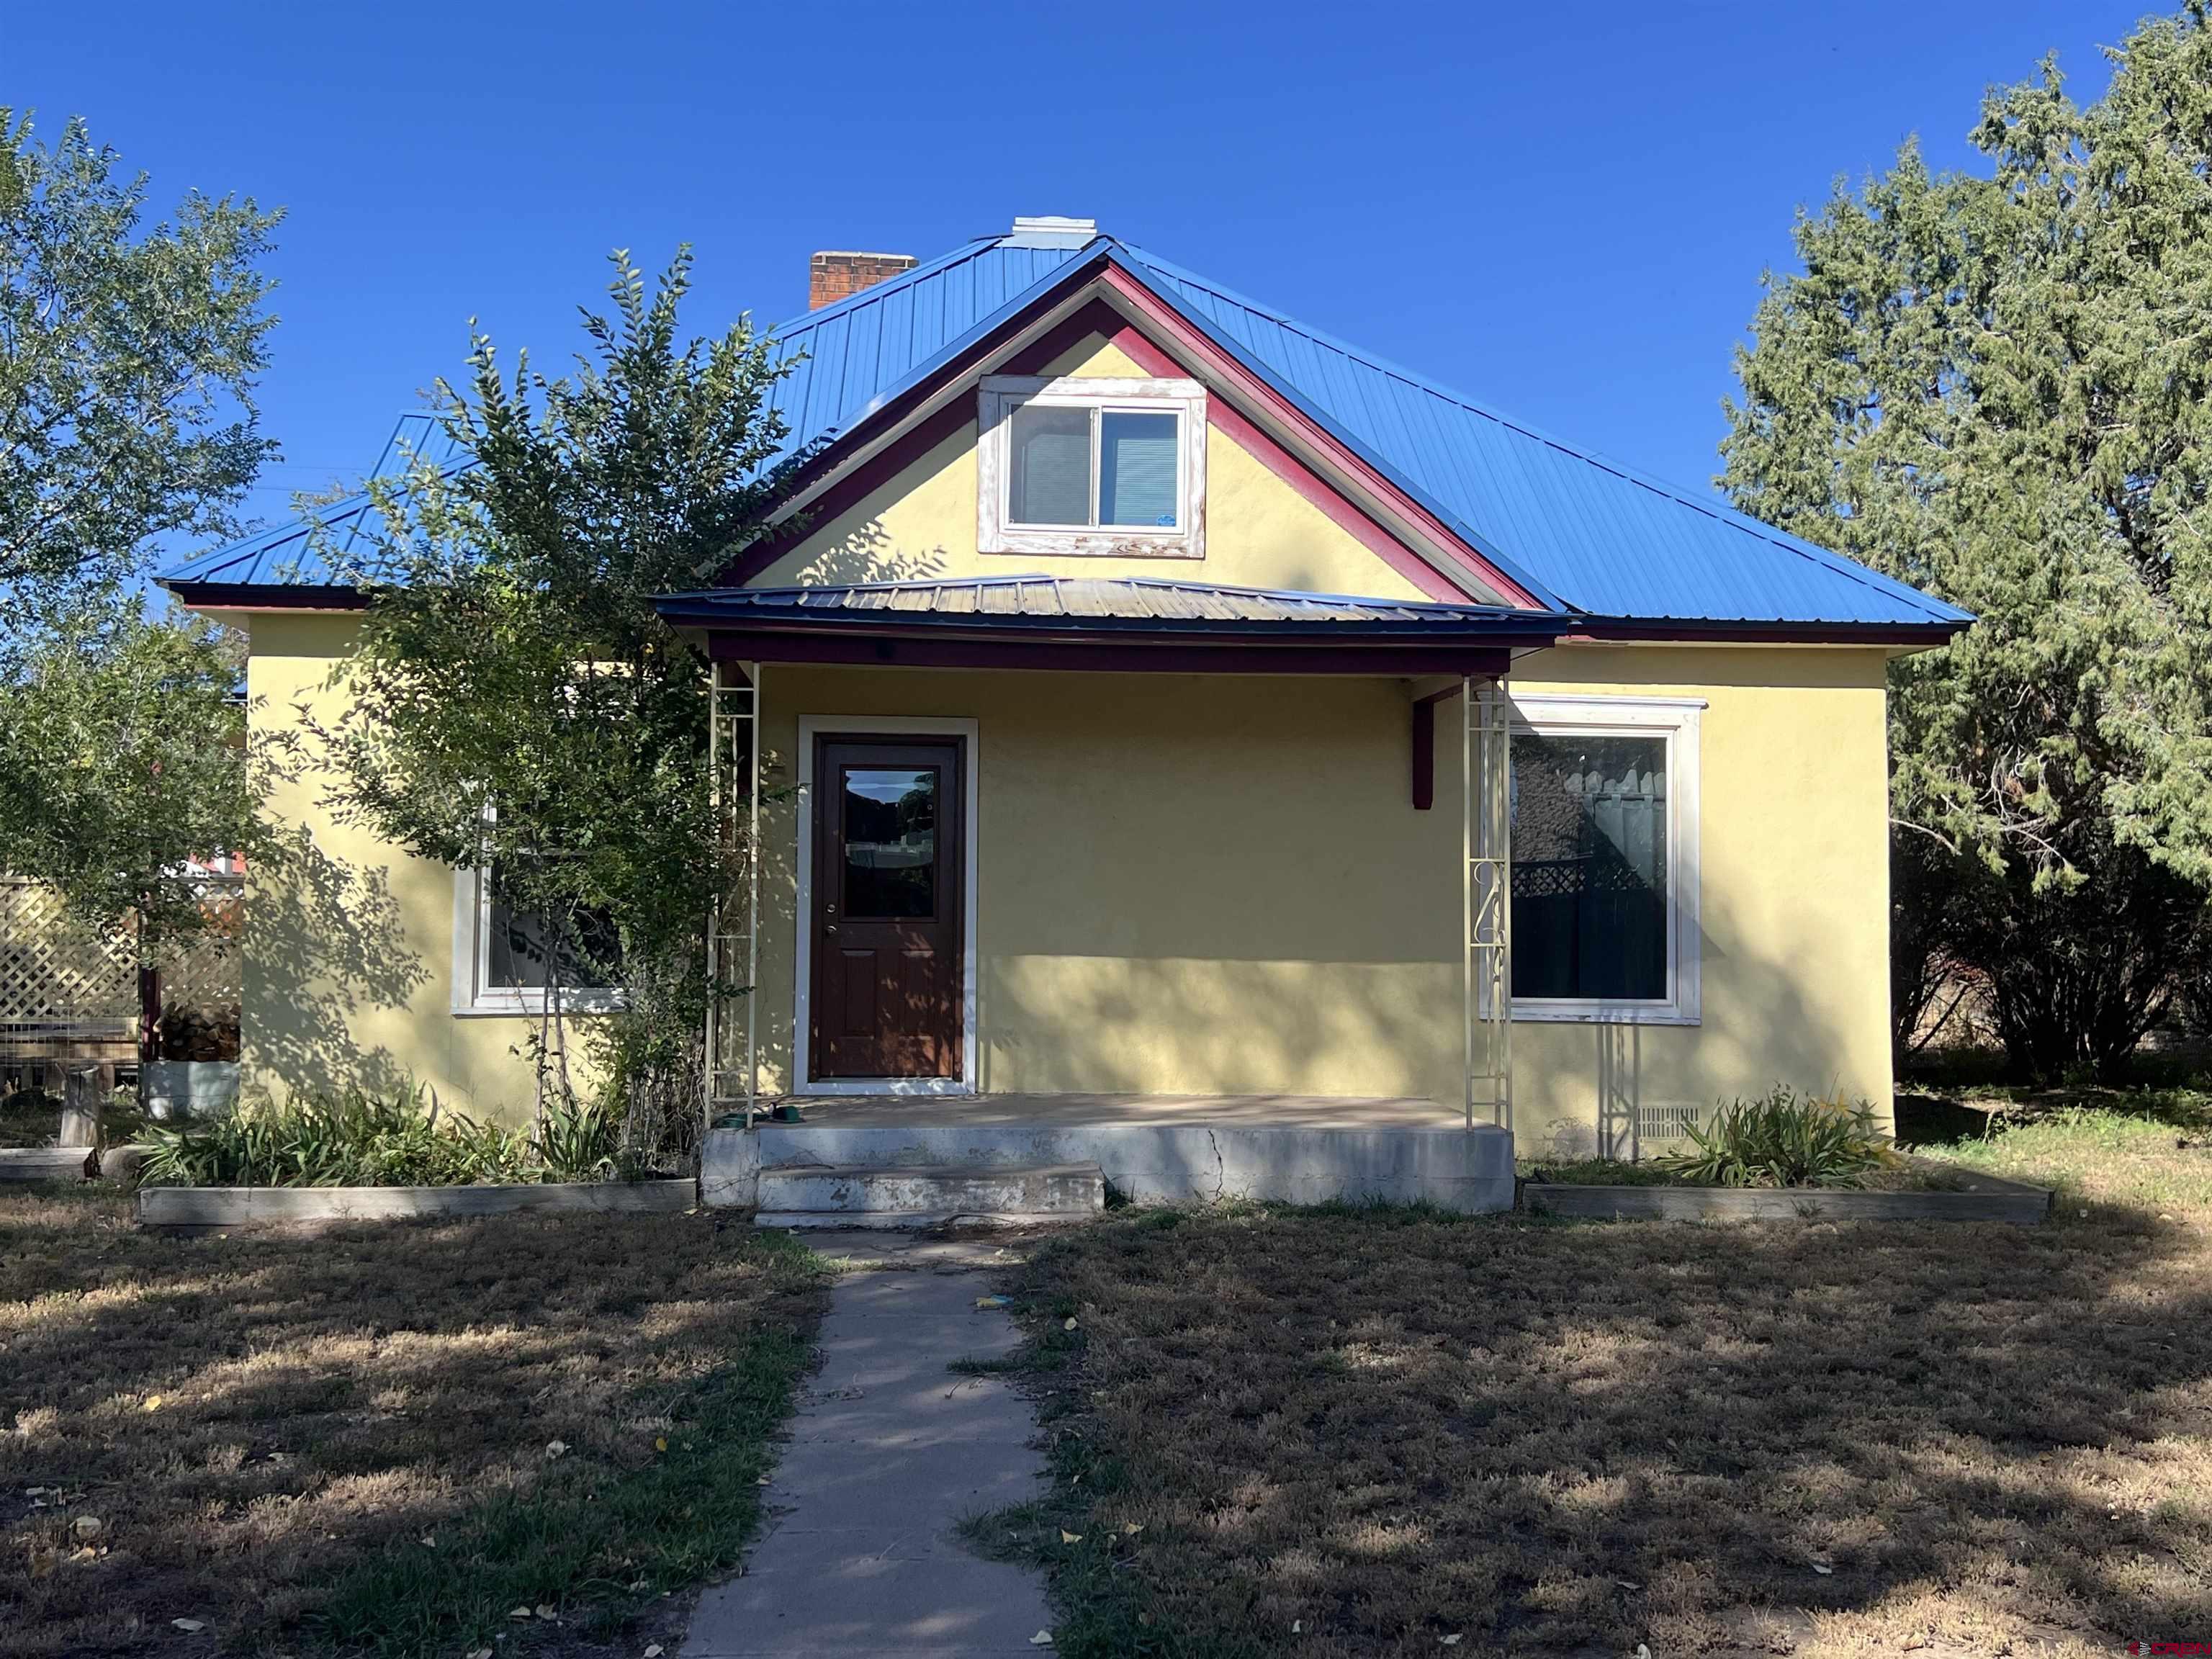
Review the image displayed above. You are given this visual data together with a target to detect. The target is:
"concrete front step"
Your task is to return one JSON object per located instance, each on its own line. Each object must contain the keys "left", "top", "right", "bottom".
{"left": 703, "top": 1120, "right": 1517, "bottom": 1213}
{"left": 755, "top": 1160, "right": 1104, "bottom": 1228}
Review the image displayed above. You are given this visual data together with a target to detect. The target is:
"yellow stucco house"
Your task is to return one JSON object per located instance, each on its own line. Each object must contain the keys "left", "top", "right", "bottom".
{"left": 161, "top": 217, "right": 1968, "bottom": 1216}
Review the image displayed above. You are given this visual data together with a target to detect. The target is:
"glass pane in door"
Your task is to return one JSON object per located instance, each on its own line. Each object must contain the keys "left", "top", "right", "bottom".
{"left": 841, "top": 768, "right": 938, "bottom": 918}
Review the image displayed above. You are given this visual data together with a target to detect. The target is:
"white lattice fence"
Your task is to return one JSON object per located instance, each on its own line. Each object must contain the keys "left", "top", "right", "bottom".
{"left": 0, "top": 879, "right": 136, "bottom": 1040}
{"left": 161, "top": 881, "right": 243, "bottom": 1014}
{"left": 0, "top": 876, "right": 243, "bottom": 1057}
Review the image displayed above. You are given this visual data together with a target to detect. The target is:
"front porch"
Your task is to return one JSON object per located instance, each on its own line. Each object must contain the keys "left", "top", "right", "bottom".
{"left": 662, "top": 573, "right": 1543, "bottom": 1223}
{"left": 700, "top": 1092, "right": 1516, "bottom": 1222}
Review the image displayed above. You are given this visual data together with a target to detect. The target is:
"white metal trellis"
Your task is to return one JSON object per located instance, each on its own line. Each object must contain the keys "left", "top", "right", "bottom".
{"left": 704, "top": 660, "right": 762, "bottom": 1135}
{"left": 1463, "top": 675, "right": 1513, "bottom": 1131}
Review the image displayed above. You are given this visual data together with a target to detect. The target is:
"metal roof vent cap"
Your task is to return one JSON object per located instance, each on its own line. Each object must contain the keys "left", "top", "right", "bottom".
{"left": 1005, "top": 215, "right": 1097, "bottom": 249}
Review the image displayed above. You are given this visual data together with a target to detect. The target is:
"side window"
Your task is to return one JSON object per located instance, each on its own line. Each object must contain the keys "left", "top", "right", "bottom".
{"left": 1507, "top": 696, "right": 1702, "bottom": 1025}
{"left": 1511, "top": 733, "right": 1669, "bottom": 1002}
{"left": 452, "top": 855, "right": 623, "bottom": 1015}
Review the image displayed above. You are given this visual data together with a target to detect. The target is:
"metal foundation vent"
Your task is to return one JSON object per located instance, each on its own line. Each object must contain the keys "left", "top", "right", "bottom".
{"left": 1637, "top": 1102, "right": 1704, "bottom": 1148}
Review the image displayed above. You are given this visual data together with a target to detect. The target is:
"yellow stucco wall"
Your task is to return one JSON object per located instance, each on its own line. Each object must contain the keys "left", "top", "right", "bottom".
{"left": 747, "top": 335, "right": 1434, "bottom": 601}
{"left": 239, "top": 611, "right": 591, "bottom": 1119}
{"left": 226, "top": 331, "right": 1898, "bottom": 1151}
{"left": 748, "top": 649, "right": 1894, "bottom": 1153}
{"left": 1501, "top": 647, "right": 1894, "bottom": 1150}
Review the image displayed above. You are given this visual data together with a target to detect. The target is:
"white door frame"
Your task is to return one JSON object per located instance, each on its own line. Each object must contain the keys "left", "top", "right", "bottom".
{"left": 793, "top": 714, "right": 981, "bottom": 1096}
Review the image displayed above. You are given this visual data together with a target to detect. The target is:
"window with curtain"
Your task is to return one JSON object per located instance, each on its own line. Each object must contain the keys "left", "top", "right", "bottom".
{"left": 980, "top": 376, "right": 1205, "bottom": 557}
{"left": 1509, "top": 732, "right": 1670, "bottom": 1002}
{"left": 1007, "top": 403, "right": 1181, "bottom": 529}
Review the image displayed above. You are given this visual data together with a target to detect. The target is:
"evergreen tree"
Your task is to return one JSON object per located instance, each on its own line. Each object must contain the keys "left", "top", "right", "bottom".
{"left": 1721, "top": 6, "right": 2212, "bottom": 1078}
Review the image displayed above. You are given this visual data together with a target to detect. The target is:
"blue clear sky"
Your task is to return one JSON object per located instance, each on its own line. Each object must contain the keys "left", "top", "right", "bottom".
{"left": 11, "top": 0, "right": 2152, "bottom": 546}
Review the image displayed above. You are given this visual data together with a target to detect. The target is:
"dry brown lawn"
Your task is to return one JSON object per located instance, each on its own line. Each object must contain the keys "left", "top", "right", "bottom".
{"left": 0, "top": 1187, "right": 824, "bottom": 1658}
{"left": 984, "top": 1102, "right": 2212, "bottom": 1658}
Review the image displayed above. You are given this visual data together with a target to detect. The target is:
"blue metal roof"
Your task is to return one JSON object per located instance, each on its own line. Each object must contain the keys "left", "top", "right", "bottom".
{"left": 156, "top": 410, "right": 469, "bottom": 589}
{"left": 1110, "top": 244, "right": 1965, "bottom": 628}
{"left": 761, "top": 236, "right": 1086, "bottom": 460}
{"left": 162, "top": 229, "right": 1966, "bottom": 631}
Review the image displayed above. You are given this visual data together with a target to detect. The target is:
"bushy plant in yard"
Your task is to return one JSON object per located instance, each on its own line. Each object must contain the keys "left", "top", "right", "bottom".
{"left": 533, "top": 1087, "right": 631, "bottom": 1182}
{"left": 1657, "top": 1084, "right": 1900, "bottom": 1189}
{"left": 317, "top": 250, "right": 793, "bottom": 1162}
{"left": 137, "top": 1082, "right": 539, "bottom": 1188}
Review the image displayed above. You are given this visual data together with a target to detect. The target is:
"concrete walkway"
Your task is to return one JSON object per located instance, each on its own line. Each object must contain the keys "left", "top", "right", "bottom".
{"left": 681, "top": 1231, "right": 1053, "bottom": 1658}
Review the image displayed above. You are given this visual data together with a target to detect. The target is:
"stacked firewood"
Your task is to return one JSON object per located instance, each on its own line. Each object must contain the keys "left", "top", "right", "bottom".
{"left": 159, "top": 1002, "right": 241, "bottom": 1062}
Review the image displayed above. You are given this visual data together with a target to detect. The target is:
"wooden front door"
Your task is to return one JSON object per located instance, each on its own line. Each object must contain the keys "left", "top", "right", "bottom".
{"left": 809, "top": 737, "right": 965, "bottom": 1081}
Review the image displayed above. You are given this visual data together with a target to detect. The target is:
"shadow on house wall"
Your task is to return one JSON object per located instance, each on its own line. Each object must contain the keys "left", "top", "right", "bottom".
{"left": 780, "top": 520, "right": 947, "bottom": 587}
{"left": 243, "top": 830, "right": 428, "bottom": 1106}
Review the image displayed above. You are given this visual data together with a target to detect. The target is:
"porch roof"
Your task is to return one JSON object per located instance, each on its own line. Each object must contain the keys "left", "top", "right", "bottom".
{"left": 657, "top": 573, "right": 1565, "bottom": 675}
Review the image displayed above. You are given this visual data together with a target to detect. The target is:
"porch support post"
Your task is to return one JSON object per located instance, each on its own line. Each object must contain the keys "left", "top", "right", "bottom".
{"left": 1462, "top": 678, "right": 1473, "bottom": 1129}
{"left": 1463, "top": 675, "right": 1514, "bottom": 1132}
{"left": 704, "top": 661, "right": 720, "bottom": 1149}
{"left": 705, "top": 658, "right": 763, "bottom": 1146}
{"left": 745, "top": 663, "right": 761, "bottom": 1119}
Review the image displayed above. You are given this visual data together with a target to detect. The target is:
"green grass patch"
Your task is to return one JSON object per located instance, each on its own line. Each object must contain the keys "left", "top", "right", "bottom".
{"left": 956, "top": 1310, "right": 1255, "bottom": 1659}
{"left": 1918, "top": 1097, "right": 2212, "bottom": 1216}
{"left": 313, "top": 1325, "right": 815, "bottom": 1657}
{"left": 946, "top": 1300, "right": 1247, "bottom": 1659}
{"left": 1958, "top": 1082, "right": 2212, "bottom": 1128}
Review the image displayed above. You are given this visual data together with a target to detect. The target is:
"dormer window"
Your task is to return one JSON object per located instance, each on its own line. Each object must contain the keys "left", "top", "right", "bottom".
{"left": 978, "top": 374, "right": 1206, "bottom": 559}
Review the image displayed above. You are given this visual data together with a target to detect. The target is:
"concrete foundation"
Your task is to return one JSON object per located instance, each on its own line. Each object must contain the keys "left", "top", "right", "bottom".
{"left": 701, "top": 1094, "right": 1516, "bottom": 1217}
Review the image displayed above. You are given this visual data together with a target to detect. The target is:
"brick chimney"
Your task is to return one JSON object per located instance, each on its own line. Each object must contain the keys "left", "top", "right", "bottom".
{"left": 809, "top": 249, "right": 919, "bottom": 310}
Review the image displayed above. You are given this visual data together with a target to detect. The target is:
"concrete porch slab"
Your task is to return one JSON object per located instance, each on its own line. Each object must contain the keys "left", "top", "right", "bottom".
{"left": 700, "top": 1094, "right": 1514, "bottom": 1215}
{"left": 777, "top": 1092, "right": 1466, "bottom": 1128}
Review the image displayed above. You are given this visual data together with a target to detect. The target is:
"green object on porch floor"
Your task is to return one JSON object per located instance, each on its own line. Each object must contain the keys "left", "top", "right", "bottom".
{"left": 707, "top": 1105, "right": 804, "bottom": 1130}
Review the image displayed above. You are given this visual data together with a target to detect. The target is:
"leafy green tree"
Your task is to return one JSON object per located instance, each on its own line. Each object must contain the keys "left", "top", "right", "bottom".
{"left": 319, "top": 248, "right": 791, "bottom": 1150}
{"left": 0, "top": 111, "right": 281, "bottom": 963}
{"left": 0, "top": 605, "right": 261, "bottom": 956}
{"left": 1721, "top": 5, "right": 2212, "bottom": 1079}
{"left": 1, "top": 109, "right": 280, "bottom": 614}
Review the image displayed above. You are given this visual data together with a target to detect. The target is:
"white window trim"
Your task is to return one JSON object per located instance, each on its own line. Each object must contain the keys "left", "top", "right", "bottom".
{"left": 793, "top": 715, "right": 981, "bottom": 1096}
{"left": 977, "top": 374, "right": 1207, "bottom": 560}
{"left": 449, "top": 863, "right": 624, "bottom": 1018}
{"left": 1505, "top": 692, "right": 1704, "bottom": 1027}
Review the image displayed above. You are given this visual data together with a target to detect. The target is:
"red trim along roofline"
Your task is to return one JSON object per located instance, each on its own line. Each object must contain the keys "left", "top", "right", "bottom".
{"left": 701, "top": 626, "right": 1513, "bottom": 678}
{"left": 716, "top": 253, "right": 1548, "bottom": 609}
{"left": 715, "top": 252, "right": 1117, "bottom": 585}
{"left": 1083, "top": 311, "right": 1471, "bottom": 604}
{"left": 1093, "top": 264, "right": 1545, "bottom": 609}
